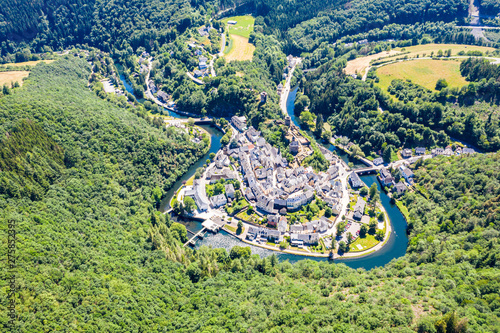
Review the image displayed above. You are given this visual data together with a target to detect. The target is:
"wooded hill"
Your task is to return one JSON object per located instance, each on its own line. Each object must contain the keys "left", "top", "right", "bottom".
{"left": 0, "top": 57, "right": 498, "bottom": 332}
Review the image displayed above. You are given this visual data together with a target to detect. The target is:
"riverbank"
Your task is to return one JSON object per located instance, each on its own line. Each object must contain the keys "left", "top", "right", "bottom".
{"left": 219, "top": 194, "right": 393, "bottom": 259}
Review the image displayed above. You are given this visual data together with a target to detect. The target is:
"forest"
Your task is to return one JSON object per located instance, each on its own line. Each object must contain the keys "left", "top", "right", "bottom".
{"left": 0, "top": 55, "right": 497, "bottom": 333}
{"left": 0, "top": 0, "right": 500, "bottom": 331}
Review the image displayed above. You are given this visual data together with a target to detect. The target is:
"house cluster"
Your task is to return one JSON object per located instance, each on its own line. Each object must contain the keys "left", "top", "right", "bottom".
{"left": 401, "top": 146, "right": 475, "bottom": 159}
{"left": 225, "top": 117, "right": 344, "bottom": 242}
{"left": 137, "top": 51, "right": 150, "bottom": 66}
{"left": 185, "top": 154, "right": 237, "bottom": 212}
{"left": 377, "top": 165, "right": 413, "bottom": 195}
{"left": 206, "top": 154, "right": 237, "bottom": 185}
{"left": 431, "top": 146, "right": 475, "bottom": 157}
{"left": 194, "top": 55, "right": 210, "bottom": 78}
{"left": 247, "top": 216, "right": 331, "bottom": 247}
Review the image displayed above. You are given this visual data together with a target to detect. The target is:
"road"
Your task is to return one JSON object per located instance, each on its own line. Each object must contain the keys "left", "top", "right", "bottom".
{"left": 279, "top": 58, "right": 301, "bottom": 116}
{"left": 144, "top": 57, "right": 168, "bottom": 107}
{"left": 186, "top": 72, "right": 205, "bottom": 85}
{"left": 219, "top": 33, "right": 226, "bottom": 56}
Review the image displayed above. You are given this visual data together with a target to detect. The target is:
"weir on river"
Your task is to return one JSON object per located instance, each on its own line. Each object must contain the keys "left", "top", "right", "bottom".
{"left": 118, "top": 71, "right": 409, "bottom": 270}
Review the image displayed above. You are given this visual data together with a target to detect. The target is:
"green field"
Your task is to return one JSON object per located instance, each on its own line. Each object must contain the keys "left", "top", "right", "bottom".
{"left": 349, "top": 234, "right": 379, "bottom": 252}
{"left": 375, "top": 59, "right": 469, "bottom": 92}
{"left": 221, "top": 15, "right": 255, "bottom": 38}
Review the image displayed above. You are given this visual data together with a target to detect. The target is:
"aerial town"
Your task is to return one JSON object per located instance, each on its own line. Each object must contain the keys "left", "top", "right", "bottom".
{"left": 176, "top": 112, "right": 391, "bottom": 255}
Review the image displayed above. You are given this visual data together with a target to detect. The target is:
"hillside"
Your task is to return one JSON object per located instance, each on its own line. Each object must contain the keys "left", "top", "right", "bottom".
{"left": 1, "top": 0, "right": 500, "bottom": 332}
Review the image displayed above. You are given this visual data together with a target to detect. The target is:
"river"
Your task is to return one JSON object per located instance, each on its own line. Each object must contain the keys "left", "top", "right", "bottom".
{"left": 118, "top": 71, "right": 408, "bottom": 270}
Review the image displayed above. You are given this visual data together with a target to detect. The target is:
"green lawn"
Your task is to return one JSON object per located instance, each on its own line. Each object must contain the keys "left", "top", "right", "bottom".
{"left": 349, "top": 234, "right": 379, "bottom": 252}
{"left": 236, "top": 209, "right": 261, "bottom": 224}
{"left": 396, "top": 200, "right": 410, "bottom": 220}
{"left": 221, "top": 15, "right": 255, "bottom": 38}
{"left": 375, "top": 59, "right": 469, "bottom": 92}
{"left": 225, "top": 225, "right": 237, "bottom": 233}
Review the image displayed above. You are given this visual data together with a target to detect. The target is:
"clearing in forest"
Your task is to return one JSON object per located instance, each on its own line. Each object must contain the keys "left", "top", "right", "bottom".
{"left": 0, "top": 60, "right": 55, "bottom": 68}
{"left": 375, "top": 59, "right": 469, "bottom": 92}
{"left": 222, "top": 15, "right": 255, "bottom": 61}
{"left": 0, "top": 71, "right": 30, "bottom": 87}
{"left": 221, "top": 15, "right": 255, "bottom": 38}
{"left": 345, "top": 43, "right": 495, "bottom": 77}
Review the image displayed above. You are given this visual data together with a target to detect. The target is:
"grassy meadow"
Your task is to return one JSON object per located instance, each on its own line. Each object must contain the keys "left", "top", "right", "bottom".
{"left": 221, "top": 15, "right": 255, "bottom": 38}
{"left": 375, "top": 59, "right": 469, "bottom": 92}
{"left": 222, "top": 15, "right": 255, "bottom": 61}
{"left": 345, "top": 43, "right": 496, "bottom": 76}
{"left": 0, "top": 71, "right": 30, "bottom": 86}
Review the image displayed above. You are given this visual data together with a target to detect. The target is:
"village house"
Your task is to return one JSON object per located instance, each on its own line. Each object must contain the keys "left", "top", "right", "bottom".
{"left": 415, "top": 147, "right": 426, "bottom": 155}
{"left": 157, "top": 91, "right": 169, "bottom": 103}
{"left": 260, "top": 92, "right": 267, "bottom": 103}
{"left": 372, "top": 157, "right": 384, "bottom": 166}
{"left": 277, "top": 82, "right": 283, "bottom": 95}
{"left": 210, "top": 193, "right": 227, "bottom": 208}
{"left": 289, "top": 138, "right": 300, "bottom": 154}
{"left": 185, "top": 179, "right": 210, "bottom": 212}
{"left": 401, "top": 148, "right": 412, "bottom": 158}
{"left": 349, "top": 172, "right": 363, "bottom": 188}
{"left": 463, "top": 147, "right": 475, "bottom": 154}
{"left": 231, "top": 115, "right": 247, "bottom": 131}
{"left": 353, "top": 197, "right": 366, "bottom": 220}
{"left": 278, "top": 216, "right": 288, "bottom": 233}
{"left": 378, "top": 168, "right": 395, "bottom": 187}
{"left": 267, "top": 213, "right": 281, "bottom": 226}
{"left": 225, "top": 184, "right": 235, "bottom": 198}
{"left": 432, "top": 148, "right": 444, "bottom": 157}
{"left": 399, "top": 166, "right": 414, "bottom": 184}
{"left": 193, "top": 70, "right": 203, "bottom": 78}
{"left": 393, "top": 182, "right": 407, "bottom": 196}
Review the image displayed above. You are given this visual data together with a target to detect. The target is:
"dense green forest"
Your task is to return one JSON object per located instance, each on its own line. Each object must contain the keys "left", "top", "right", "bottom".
{"left": 1, "top": 61, "right": 499, "bottom": 330}
{"left": 1, "top": 0, "right": 500, "bottom": 331}
{"left": 287, "top": 0, "right": 470, "bottom": 52}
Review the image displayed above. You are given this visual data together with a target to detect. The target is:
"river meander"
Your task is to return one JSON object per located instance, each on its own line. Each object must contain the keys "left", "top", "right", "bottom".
{"left": 119, "top": 72, "right": 408, "bottom": 269}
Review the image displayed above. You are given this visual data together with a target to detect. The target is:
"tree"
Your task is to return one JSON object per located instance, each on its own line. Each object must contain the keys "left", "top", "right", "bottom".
{"left": 325, "top": 207, "right": 332, "bottom": 218}
{"left": 321, "top": 130, "right": 332, "bottom": 143}
{"left": 186, "top": 263, "right": 201, "bottom": 283}
{"left": 151, "top": 186, "right": 162, "bottom": 207}
{"left": 237, "top": 220, "right": 243, "bottom": 235}
{"left": 378, "top": 212, "right": 385, "bottom": 221}
{"left": 294, "top": 94, "right": 310, "bottom": 115}
{"left": 369, "top": 220, "right": 377, "bottom": 234}
{"left": 360, "top": 187, "right": 368, "bottom": 196}
{"left": 171, "top": 222, "right": 188, "bottom": 242}
{"left": 209, "top": 152, "right": 216, "bottom": 160}
{"left": 360, "top": 224, "right": 368, "bottom": 237}
{"left": 349, "top": 144, "right": 365, "bottom": 158}
{"left": 375, "top": 229, "right": 384, "bottom": 241}
{"left": 346, "top": 232, "right": 353, "bottom": 244}
{"left": 3, "top": 84, "right": 10, "bottom": 95}
{"left": 315, "top": 114, "right": 324, "bottom": 137}
{"left": 247, "top": 205, "right": 254, "bottom": 214}
{"left": 214, "top": 182, "right": 224, "bottom": 195}
{"left": 338, "top": 241, "right": 347, "bottom": 252}
{"left": 235, "top": 190, "right": 242, "bottom": 200}
{"left": 183, "top": 196, "right": 197, "bottom": 213}
{"left": 369, "top": 183, "right": 378, "bottom": 198}
{"left": 300, "top": 110, "right": 314, "bottom": 124}
{"left": 383, "top": 145, "right": 393, "bottom": 163}
{"left": 435, "top": 78, "right": 448, "bottom": 91}
{"left": 279, "top": 241, "right": 288, "bottom": 249}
